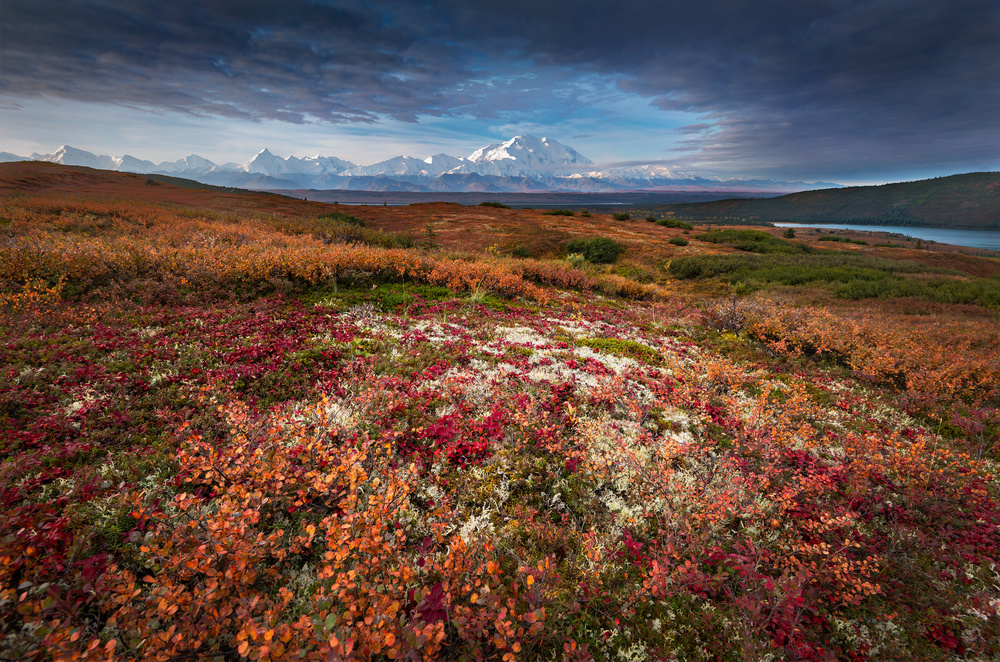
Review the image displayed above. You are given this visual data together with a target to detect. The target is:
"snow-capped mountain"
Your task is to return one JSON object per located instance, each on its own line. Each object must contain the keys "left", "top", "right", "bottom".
{"left": 469, "top": 135, "right": 591, "bottom": 168}
{"left": 303, "top": 154, "right": 357, "bottom": 175}
{"left": 582, "top": 164, "right": 700, "bottom": 180}
{"left": 113, "top": 155, "right": 158, "bottom": 172}
{"left": 157, "top": 154, "right": 222, "bottom": 174}
{"left": 239, "top": 149, "right": 356, "bottom": 177}
{"left": 341, "top": 153, "right": 468, "bottom": 178}
{"left": 240, "top": 149, "right": 292, "bottom": 175}
{"left": 4, "top": 137, "right": 839, "bottom": 193}
{"left": 40, "top": 145, "right": 118, "bottom": 171}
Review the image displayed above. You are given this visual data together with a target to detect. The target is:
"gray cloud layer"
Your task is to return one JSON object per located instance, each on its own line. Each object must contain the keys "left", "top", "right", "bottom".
{"left": 2, "top": 0, "right": 997, "bottom": 179}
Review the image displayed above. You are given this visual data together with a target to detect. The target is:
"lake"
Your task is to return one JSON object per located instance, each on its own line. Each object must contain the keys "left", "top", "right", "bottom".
{"left": 773, "top": 223, "right": 1000, "bottom": 252}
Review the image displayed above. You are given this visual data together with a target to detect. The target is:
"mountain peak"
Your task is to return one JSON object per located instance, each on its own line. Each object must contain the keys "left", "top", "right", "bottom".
{"left": 240, "top": 149, "right": 287, "bottom": 174}
{"left": 43, "top": 145, "right": 117, "bottom": 170}
{"left": 464, "top": 135, "right": 592, "bottom": 178}
{"left": 468, "top": 135, "right": 592, "bottom": 169}
{"left": 239, "top": 148, "right": 354, "bottom": 176}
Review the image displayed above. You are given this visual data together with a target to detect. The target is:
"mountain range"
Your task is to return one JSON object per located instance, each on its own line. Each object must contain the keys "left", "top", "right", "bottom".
{"left": 1, "top": 135, "right": 839, "bottom": 193}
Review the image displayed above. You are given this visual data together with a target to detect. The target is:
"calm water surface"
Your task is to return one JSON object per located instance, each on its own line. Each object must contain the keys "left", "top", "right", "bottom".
{"left": 773, "top": 223, "right": 1000, "bottom": 252}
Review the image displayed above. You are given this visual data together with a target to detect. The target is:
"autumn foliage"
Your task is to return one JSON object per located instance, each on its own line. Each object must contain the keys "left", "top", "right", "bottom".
{"left": 2, "top": 178, "right": 999, "bottom": 660}
{"left": 0, "top": 196, "right": 671, "bottom": 308}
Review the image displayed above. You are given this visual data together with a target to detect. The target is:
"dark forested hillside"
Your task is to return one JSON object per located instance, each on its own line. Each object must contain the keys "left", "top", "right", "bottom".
{"left": 661, "top": 172, "right": 1000, "bottom": 228}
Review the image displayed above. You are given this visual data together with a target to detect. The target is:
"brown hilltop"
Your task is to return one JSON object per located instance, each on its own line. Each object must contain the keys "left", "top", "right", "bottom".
{"left": 0, "top": 161, "right": 334, "bottom": 217}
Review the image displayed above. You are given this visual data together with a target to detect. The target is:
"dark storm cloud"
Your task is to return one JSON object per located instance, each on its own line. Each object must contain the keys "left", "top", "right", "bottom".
{"left": 2, "top": 0, "right": 998, "bottom": 178}
{"left": 436, "top": 0, "right": 1000, "bottom": 178}
{"left": 0, "top": 0, "right": 480, "bottom": 123}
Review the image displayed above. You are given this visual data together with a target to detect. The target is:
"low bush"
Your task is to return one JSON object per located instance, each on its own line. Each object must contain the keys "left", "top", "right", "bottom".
{"left": 694, "top": 229, "right": 813, "bottom": 254}
{"left": 612, "top": 212, "right": 631, "bottom": 221}
{"left": 669, "top": 253, "right": 926, "bottom": 282}
{"left": 819, "top": 235, "right": 869, "bottom": 246}
{"left": 702, "top": 295, "right": 761, "bottom": 332}
{"left": 511, "top": 245, "right": 532, "bottom": 258}
{"left": 542, "top": 209, "right": 575, "bottom": 216}
{"left": 656, "top": 218, "right": 694, "bottom": 230}
{"left": 478, "top": 201, "right": 511, "bottom": 209}
{"left": 669, "top": 237, "right": 689, "bottom": 246}
{"left": 668, "top": 252, "right": 1000, "bottom": 307}
{"left": 565, "top": 237, "right": 626, "bottom": 264}
{"left": 319, "top": 210, "right": 365, "bottom": 227}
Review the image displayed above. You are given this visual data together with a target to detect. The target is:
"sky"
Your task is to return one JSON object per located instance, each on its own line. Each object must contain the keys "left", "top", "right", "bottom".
{"left": 1, "top": 0, "right": 998, "bottom": 185}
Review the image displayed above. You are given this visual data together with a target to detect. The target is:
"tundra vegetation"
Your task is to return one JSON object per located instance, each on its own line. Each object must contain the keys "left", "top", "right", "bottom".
{"left": 1, "top": 164, "right": 999, "bottom": 661}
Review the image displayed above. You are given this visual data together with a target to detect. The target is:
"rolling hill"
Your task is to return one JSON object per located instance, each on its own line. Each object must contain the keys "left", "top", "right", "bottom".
{"left": 660, "top": 171, "right": 1000, "bottom": 228}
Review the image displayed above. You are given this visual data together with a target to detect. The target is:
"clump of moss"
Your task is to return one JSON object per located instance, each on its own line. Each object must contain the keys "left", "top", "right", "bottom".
{"left": 575, "top": 336, "right": 661, "bottom": 365}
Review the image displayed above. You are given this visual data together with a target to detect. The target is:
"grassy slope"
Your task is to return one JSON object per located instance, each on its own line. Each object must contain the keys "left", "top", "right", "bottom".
{"left": 2, "top": 163, "right": 1000, "bottom": 661}
{"left": 659, "top": 172, "right": 1000, "bottom": 228}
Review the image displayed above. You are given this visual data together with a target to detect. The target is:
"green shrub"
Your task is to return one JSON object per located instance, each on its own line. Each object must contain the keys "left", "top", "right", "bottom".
{"left": 818, "top": 236, "right": 869, "bottom": 246}
{"left": 479, "top": 201, "right": 511, "bottom": 209}
{"left": 566, "top": 237, "right": 626, "bottom": 264}
{"left": 694, "top": 229, "right": 812, "bottom": 254}
{"left": 319, "top": 211, "right": 365, "bottom": 227}
{"left": 666, "top": 252, "right": 1000, "bottom": 308}
{"left": 580, "top": 211, "right": 592, "bottom": 217}
{"left": 612, "top": 212, "right": 631, "bottom": 221}
{"left": 668, "top": 253, "right": 929, "bottom": 283}
{"left": 646, "top": 215, "right": 657, "bottom": 222}
{"left": 543, "top": 209, "right": 575, "bottom": 216}
{"left": 511, "top": 245, "right": 532, "bottom": 258}
{"left": 782, "top": 228, "right": 796, "bottom": 238}
{"left": 669, "top": 237, "right": 689, "bottom": 246}
{"left": 833, "top": 278, "right": 899, "bottom": 300}
{"left": 656, "top": 218, "right": 694, "bottom": 230}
